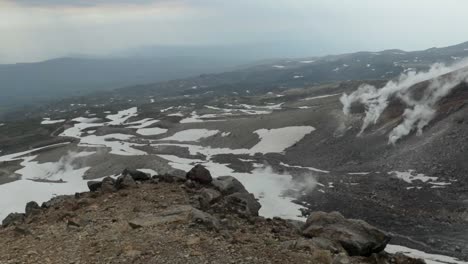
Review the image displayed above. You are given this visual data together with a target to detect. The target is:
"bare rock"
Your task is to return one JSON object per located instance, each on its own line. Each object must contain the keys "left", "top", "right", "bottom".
{"left": 87, "top": 181, "right": 102, "bottom": 192}
{"left": 101, "top": 176, "right": 117, "bottom": 193}
{"left": 212, "top": 176, "right": 248, "bottom": 195}
{"left": 25, "top": 201, "right": 41, "bottom": 217}
{"left": 41, "top": 195, "right": 73, "bottom": 209}
{"left": 186, "top": 164, "right": 212, "bottom": 184}
{"left": 122, "top": 168, "right": 151, "bottom": 181}
{"left": 157, "top": 174, "right": 185, "bottom": 183}
{"left": 225, "top": 192, "right": 261, "bottom": 217}
{"left": 116, "top": 175, "right": 137, "bottom": 189}
{"left": 302, "top": 211, "right": 391, "bottom": 257}
{"left": 2, "top": 213, "right": 25, "bottom": 227}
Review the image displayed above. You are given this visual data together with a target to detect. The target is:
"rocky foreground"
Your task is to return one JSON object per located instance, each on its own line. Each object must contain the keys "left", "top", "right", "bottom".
{"left": 0, "top": 165, "right": 424, "bottom": 264}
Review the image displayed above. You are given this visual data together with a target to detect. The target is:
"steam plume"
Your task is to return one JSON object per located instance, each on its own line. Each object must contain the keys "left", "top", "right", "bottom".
{"left": 340, "top": 59, "right": 468, "bottom": 144}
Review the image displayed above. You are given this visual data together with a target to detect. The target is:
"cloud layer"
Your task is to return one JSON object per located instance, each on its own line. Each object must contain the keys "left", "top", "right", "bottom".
{"left": 2, "top": 0, "right": 468, "bottom": 63}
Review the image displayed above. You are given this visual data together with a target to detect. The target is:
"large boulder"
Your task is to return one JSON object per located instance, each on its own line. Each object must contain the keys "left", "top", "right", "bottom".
{"left": 186, "top": 165, "right": 212, "bottom": 184}
{"left": 100, "top": 176, "right": 117, "bottom": 193}
{"left": 87, "top": 181, "right": 102, "bottom": 192}
{"left": 2, "top": 213, "right": 25, "bottom": 227}
{"left": 225, "top": 192, "right": 261, "bottom": 217}
{"left": 212, "top": 176, "right": 248, "bottom": 195}
{"left": 25, "top": 201, "right": 41, "bottom": 216}
{"left": 41, "top": 195, "right": 73, "bottom": 209}
{"left": 116, "top": 174, "right": 137, "bottom": 189}
{"left": 122, "top": 169, "right": 151, "bottom": 181}
{"left": 302, "top": 211, "right": 391, "bottom": 257}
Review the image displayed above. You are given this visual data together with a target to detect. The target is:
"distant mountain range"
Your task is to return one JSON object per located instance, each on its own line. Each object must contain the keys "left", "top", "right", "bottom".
{"left": 0, "top": 56, "right": 247, "bottom": 114}
{"left": 115, "top": 41, "right": 468, "bottom": 98}
{"left": 1, "top": 41, "right": 468, "bottom": 117}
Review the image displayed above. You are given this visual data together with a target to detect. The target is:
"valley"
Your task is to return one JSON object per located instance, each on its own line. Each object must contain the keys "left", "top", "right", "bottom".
{"left": 2, "top": 42, "right": 468, "bottom": 264}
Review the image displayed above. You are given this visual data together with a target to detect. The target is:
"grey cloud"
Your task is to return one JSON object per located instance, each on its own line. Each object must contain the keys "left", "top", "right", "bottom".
{"left": 10, "top": 0, "right": 164, "bottom": 7}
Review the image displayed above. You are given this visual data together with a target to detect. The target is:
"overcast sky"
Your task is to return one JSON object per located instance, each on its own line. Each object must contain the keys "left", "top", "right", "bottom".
{"left": 1, "top": 0, "right": 468, "bottom": 63}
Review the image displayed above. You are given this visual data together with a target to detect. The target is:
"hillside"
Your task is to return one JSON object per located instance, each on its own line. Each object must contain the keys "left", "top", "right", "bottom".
{"left": 3, "top": 41, "right": 468, "bottom": 119}
{"left": 1, "top": 42, "right": 468, "bottom": 264}
{"left": 0, "top": 166, "right": 423, "bottom": 264}
{"left": 0, "top": 56, "right": 244, "bottom": 116}
{"left": 112, "top": 41, "right": 468, "bottom": 99}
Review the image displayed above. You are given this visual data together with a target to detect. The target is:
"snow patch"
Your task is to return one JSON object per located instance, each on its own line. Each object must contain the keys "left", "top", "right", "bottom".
{"left": 301, "top": 93, "right": 341, "bottom": 101}
{"left": 41, "top": 118, "right": 65, "bottom": 125}
{"left": 160, "top": 129, "right": 220, "bottom": 142}
{"left": 136, "top": 127, "right": 168, "bottom": 136}
{"left": 0, "top": 151, "right": 97, "bottom": 220}
{"left": 106, "top": 107, "right": 138, "bottom": 125}
{"left": 250, "top": 126, "right": 315, "bottom": 154}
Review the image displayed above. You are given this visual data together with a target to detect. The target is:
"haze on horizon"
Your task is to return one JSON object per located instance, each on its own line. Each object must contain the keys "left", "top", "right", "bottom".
{"left": 1, "top": 0, "right": 468, "bottom": 64}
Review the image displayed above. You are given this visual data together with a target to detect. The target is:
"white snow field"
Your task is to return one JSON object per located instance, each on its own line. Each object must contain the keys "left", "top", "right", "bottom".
{"left": 106, "top": 107, "right": 138, "bottom": 125}
{"left": 158, "top": 154, "right": 305, "bottom": 220}
{"left": 0, "top": 151, "right": 96, "bottom": 220}
{"left": 251, "top": 126, "right": 315, "bottom": 154}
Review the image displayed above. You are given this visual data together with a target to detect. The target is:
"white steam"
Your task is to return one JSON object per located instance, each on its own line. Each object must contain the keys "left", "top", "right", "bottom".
{"left": 340, "top": 59, "right": 468, "bottom": 144}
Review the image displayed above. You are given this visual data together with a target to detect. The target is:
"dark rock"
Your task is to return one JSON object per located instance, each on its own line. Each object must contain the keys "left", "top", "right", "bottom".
{"left": 116, "top": 175, "right": 137, "bottom": 189}
{"left": 25, "top": 201, "right": 40, "bottom": 216}
{"left": 212, "top": 176, "right": 248, "bottom": 195}
{"left": 225, "top": 192, "right": 261, "bottom": 217}
{"left": 122, "top": 168, "right": 151, "bottom": 181}
{"left": 128, "top": 221, "right": 143, "bottom": 229}
{"left": 41, "top": 195, "right": 72, "bottom": 209}
{"left": 101, "top": 176, "right": 117, "bottom": 193}
{"left": 87, "top": 181, "right": 102, "bottom": 192}
{"left": 67, "top": 218, "right": 82, "bottom": 228}
{"left": 199, "top": 188, "right": 222, "bottom": 208}
{"left": 157, "top": 174, "right": 185, "bottom": 183}
{"left": 2, "top": 213, "right": 25, "bottom": 227}
{"left": 186, "top": 164, "right": 212, "bottom": 184}
{"left": 302, "top": 211, "right": 391, "bottom": 257}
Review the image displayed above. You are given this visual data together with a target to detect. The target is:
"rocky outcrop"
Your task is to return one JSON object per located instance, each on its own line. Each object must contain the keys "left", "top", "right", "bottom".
{"left": 122, "top": 168, "right": 151, "bottom": 181}
{"left": 116, "top": 174, "right": 137, "bottom": 189}
{"left": 302, "top": 211, "right": 391, "bottom": 256}
{"left": 87, "top": 180, "right": 102, "bottom": 192}
{"left": 101, "top": 176, "right": 118, "bottom": 193}
{"left": 2, "top": 213, "right": 25, "bottom": 227}
{"left": 225, "top": 192, "right": 262, "bottom": 217}
{"left": 212, "top": 176, "right": 248, "bottom": 195}
{"left": 0, "top": 165, "right": 424, "bottom": 264}
{"left": 25, "top": 201, "right": 40, "bottom": 216}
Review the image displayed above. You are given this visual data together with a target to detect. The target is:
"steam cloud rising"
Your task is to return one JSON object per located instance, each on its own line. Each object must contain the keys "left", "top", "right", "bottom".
{"left": 340, "top": 59, "right": 468, "bottom": 144}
